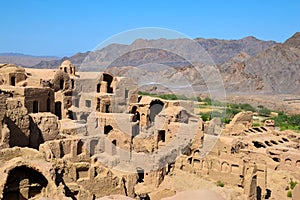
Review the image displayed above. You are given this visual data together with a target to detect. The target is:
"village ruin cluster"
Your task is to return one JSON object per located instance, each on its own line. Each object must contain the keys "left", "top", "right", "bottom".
{"left": 0, "top": 61, "right": 299, "bottom": 200}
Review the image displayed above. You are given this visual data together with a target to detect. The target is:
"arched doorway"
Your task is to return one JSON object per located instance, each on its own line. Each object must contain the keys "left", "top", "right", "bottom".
{"left": 149, "top": 100, "right": 164, "bottom": 123}
{"left": 3, "top": 166, "right": 48, "bottom": 200}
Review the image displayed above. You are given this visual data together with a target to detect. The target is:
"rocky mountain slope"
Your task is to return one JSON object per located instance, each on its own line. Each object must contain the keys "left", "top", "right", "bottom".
{"left": 220, "top": 32, "right": 300, "bottom": 94}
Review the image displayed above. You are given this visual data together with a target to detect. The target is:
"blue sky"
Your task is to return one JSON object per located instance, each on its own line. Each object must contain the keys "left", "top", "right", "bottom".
{"left": 0, "top": 0, "right": 299, "bottom": 56}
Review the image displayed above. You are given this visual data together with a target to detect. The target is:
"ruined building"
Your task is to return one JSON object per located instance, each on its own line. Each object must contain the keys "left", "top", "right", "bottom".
{"left": 0, "top": 61, "right": 299, "bottom": 200}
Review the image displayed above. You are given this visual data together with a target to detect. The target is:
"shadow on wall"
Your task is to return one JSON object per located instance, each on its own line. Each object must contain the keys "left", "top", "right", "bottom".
{"left": 5, "top": 117, "right": 29, "bottom": 147}
{"left": 29, "top": 116, "right": 45, "bottom": 149}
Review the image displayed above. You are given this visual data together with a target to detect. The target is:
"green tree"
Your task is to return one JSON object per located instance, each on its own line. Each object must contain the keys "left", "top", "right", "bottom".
{"left": 240, "top": 103, "right": 256, "bottom": 112}
{"left": 258, "top": 107, "right": 271, "bottom": 117}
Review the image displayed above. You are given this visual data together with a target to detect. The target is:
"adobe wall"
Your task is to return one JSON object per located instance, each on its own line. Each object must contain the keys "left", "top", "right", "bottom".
{"left": 113, "top": 77, "right": 138, "bottom": 113}
{"left": 24, "top": 87, "right": 55, "bottom": 113}
{"left": 5, "top": 98, "right": 30, "bottom": 147}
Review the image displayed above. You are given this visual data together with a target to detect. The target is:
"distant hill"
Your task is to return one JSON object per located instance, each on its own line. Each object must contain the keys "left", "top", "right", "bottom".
{"left": 0, "top": 53, "right": 59, "bottom": 67}
{"left": 32, "top": 36, "right": 276, "bottom": 69}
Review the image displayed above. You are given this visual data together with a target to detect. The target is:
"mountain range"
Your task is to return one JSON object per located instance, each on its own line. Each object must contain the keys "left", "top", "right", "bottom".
{"left": 0, "top": 53, "right": 58, "bottom": 67}
{"left": 1, "top": 33, "right": 300, "bottom": 95}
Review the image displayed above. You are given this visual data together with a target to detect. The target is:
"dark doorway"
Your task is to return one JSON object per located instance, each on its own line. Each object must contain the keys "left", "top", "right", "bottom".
{"left": 149, "top": 100, "right": 164, "bottom": 123}
{"left": 112, "top": 140, "right": 117, "bottom": 155}
{"left": 11, "top": 76, "right": 16, "bottom": 86}
{"left": 257, "top": 186, "right": 262, "bottom": 200}
{"left": 77, "top": 140, "right": 84, "bottom": 155}
{"left": 33, "top": 101, "right": 38, "bottom": 113}
{"left": 71, "top": 79, "right": 75, "bottom": 89}
{"left": 131, "top": 106, "right": 137, "bottom": 114}
{"left": 60, "top": 79, "right": 64, "bottom": 90}
{"left": 3, "top": 166, "right": 48, "bottom": 200}
{"left": 158, "top": 130, "right": 165, "bottom": 142}
{"left": 132, "top": 112, "right": 140, "bottom": 122}
{"left": 131, "top": 106, "right": 140, "bottom": 122}
{"left": 105, "top": 104, "right": 111, "bottom": 113}
{"left": 47, "top": 98, "right": 51, "bottom": 112}
{"left": 97, "top": 83, "right": 101, "bottom": 93}
{"left": 104, "top": 125, "right": 113, "bottom": 135}
{"left": 103, "top": 73, "right": 113, "bottom": 93}
{"left": 55, "top": 102, "right": 62, "bottom": 120}
{"left": 136, "top": 168, "right": 144, "bottom": 183}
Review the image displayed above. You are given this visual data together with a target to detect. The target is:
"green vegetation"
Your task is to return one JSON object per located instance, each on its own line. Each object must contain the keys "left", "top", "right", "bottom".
{"left": 138, "top": 91, "right": 191, "bottom": 101}
{"left": 287, "top": 190, "right": 292, "bottom": 198}
{"left": 217, "top": 180, "right": 225, "bottom": 187}
{"left": 257, "top": 105, "right": 271, "bottom": 117}
{"left": 253, "top": 122, "right": 262, "bottom": 127}
{"left": 290, "top": 180, "right": 298, "bottom": 190}
{"left": 271, "top": 112, "right": 300, "bottom": 131}
{"left": 199, "top": 110, "right": 231, "bottom": 124}
{"left": 239, "top": 103, "right": 257, "bottom": 112}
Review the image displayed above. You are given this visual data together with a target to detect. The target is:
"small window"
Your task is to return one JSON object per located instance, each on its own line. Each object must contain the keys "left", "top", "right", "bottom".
{"left": 74, "top": 98, "right": 79, "bottom": 107}
{"left": 85, "top": 100, "right": 91, "bottom": 108}
{"left": 60, "top": 79, "right": 64, "bottom": 90}
{"left": 125, "top": 89, "right": 129, "bottom": 99}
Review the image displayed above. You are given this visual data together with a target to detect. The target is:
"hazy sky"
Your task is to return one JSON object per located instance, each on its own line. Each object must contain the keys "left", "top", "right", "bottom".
{"left": 1, "top": 0, "right": 299, "bottom": 56}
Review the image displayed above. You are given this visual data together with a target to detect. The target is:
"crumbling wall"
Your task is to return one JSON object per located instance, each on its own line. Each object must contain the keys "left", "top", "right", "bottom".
{"left": 29, "top": 112, "right": 60, "bottom": 149}
{"left": 222, "top": 111, "right": 253, "bottom": 136}
{"left": 0, "top": 147, "right": 68, "bottom": 200}
{"left": 53, "top": 70, "right": 72, "bottom": 92}
{"left": 5, "top": 98, "right": 30, "bottom": 147}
